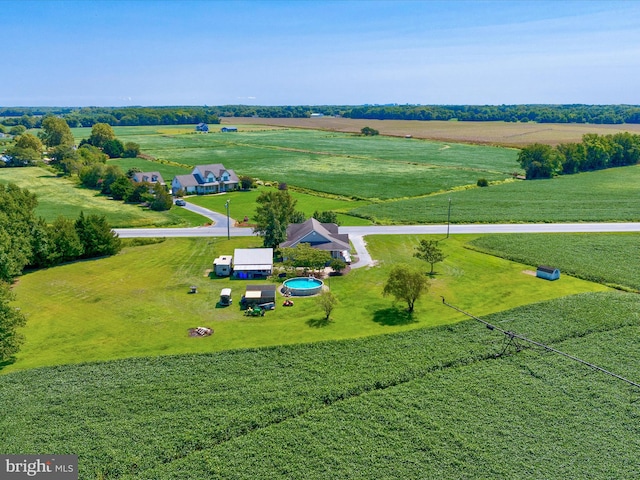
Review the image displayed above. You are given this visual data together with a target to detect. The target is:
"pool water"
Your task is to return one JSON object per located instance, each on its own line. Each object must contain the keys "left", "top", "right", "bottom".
{"left": 283, "top": 277, "right": 324, "bottom": 296}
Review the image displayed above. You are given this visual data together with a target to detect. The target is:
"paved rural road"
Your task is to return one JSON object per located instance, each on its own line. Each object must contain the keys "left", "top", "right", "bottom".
{"left": 114, "top": 201, "right": 640, "bottom": 268}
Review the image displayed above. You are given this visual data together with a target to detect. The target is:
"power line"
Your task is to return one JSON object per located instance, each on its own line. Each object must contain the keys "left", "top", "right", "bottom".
{"left": 441, "top": 297, "right": 640, "bottom": 391}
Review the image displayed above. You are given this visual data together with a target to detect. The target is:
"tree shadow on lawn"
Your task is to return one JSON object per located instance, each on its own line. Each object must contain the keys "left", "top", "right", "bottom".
{"left": 0, "top": 356, "right": 18, "bottom": 371}
{"left": 372, "top": 306, "right": 417, "bottom": 326}
{"left": 306, "top": 317, "right": 332, "bottom": 328}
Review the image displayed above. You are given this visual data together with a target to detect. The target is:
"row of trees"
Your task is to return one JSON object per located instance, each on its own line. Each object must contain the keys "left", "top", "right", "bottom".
{"left": 4, "top": 105, "right": 640, "bottom": 127}
{"left": 346, "top": 104, "right": 640, "bottom": 124}
{"left": 1, "top": 119, "right": 140, "bottom": 170}
{"left": 518, "top": 132, "right": 640, "bottom": 179}
{"left": 79, "top": 165, "right": 173, "bottom": 211}
{"left": 0, "top": 184, "right": 122, "bottom": 279}
{"left": 1, "top": 107, "right": 221, "bottom": 129}
{"left": 0, "top": 183, "right": 121, "bottom": 363}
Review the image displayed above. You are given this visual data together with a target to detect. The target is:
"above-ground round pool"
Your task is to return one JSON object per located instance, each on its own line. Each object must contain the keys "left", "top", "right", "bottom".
{"left": 283, "top": 277, "right": 324, "bottom": 296}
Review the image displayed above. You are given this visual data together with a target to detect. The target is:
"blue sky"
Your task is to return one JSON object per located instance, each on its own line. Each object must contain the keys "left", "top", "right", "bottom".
{"left": 2, "top": 0, "right": 640, "bottom": 106}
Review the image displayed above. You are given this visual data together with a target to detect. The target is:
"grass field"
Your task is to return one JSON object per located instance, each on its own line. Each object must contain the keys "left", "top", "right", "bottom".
{"left": 0, "top": 167, "right": 190, "bottom": 227}
{"left": 6, "top": 233, "right": 611, "bottom": 373}
{"left": 186, "top": 187, "right": 374, "bottom": 226}
{"left": 1, "top": 291, "right": 638, "bottom": 479}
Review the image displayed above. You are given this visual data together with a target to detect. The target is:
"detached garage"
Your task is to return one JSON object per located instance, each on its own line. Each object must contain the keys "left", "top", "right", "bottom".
{"left": 241, "top": 285, "right": 277, "bottom": 307}
{"left": 233, "top": 248, "right": 273, "bottom": 279}
{"left": 536, "top": 265, "right": 560, "bottom": 281}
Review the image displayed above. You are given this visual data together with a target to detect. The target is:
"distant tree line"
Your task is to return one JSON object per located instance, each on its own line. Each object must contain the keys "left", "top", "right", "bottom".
{"left": 1, "top": 118, "right": 140, "bottom": 169}
{"left": 3, "top": 105, "right": 640, "bottom": 126}
{"left": 345, "top": 104, "right": 640, "bottom": 124}
{"left": 0, "top": 183, "right": 121, "bottom": 363}
{"left": 0, "top": 107, "right": 221, "bottom": 128}
{"left": 518, "top": 132, "right": 640, "bottom": 179}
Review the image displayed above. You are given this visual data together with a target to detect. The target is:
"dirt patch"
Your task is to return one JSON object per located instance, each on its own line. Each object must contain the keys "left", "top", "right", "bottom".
{"left": 234, "top": 221, "right": 256, "bottom": 228}
{"left": 523, "top": 270, "right": 537, "bottom": 276}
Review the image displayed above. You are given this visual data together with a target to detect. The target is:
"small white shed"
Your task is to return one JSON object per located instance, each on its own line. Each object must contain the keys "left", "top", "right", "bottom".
{"left": 213, "top": 255, "right": 233, "bottom": 277}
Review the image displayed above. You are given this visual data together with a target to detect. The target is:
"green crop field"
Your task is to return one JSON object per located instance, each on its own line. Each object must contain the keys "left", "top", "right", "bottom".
{"left": 467, "top": 232, "right": 640, "bottom": 291}
{"left": 4, "top": 124, "right": 635, "bottom": 226}
{"left": 79, "top": 125, "right": 519, "bottom": 201}
{"left": 6, "top": 233, "right": 608, "bottom": 373}
{"left": 351, "top": 164, "right": 640, "bottom": 224}
{"left": 3, "top": 121, "right": 640, "bottom": 478}
{"left": 1, "top": 291, "right": 638, "bottom": 479}
{"left": 81, "top": 125, "right": 640, "bottom": 224}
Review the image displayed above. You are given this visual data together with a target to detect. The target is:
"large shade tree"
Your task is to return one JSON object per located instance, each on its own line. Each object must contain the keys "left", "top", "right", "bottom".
{"left": 518, "top": 143, "right": 561, "bottom": 179}
{"left": 382, "top": 264, "right": 430, "bottom": 313}
{"left": 253, "top": 190, "right": 300, "bottom": 248}
{"left": 0, "top": 183, "right": 38, "bottom": 282}
{"left": 75, "top": 212, "right": 122, "bottom": 258}
{"left": 5, "top": 133, "right": 43, "bottom": 166}
{"left": 39, "top": 116, "right": 74, "bottom": 148}
{"left": 85, "top": 123, "right": 116, "bottom": 149}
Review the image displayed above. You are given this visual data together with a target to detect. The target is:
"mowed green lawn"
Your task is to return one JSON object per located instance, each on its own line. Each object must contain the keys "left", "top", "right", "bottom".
{"left": 186, "top": 186, "right": 374, "bottom": 226}
{"left": 0, "top": 167, "right": 192, "bottom": 227}
{"left": 7, "top": 234, "right": 608, "bottom": 373}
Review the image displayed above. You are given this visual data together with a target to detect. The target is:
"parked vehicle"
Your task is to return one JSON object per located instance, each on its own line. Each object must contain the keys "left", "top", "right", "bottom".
{"left": 220, "top": 288, "right": 232, "bottom": 306}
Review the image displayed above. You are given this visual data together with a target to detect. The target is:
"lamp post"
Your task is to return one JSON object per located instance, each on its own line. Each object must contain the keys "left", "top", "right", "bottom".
{"left": 224, "top": 200, "right": 230, "bottom": 240}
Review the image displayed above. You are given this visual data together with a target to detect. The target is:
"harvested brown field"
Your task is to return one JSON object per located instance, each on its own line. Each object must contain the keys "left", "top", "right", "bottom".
{"left": 222, "top": 117, "right": 640, "bottom": 147}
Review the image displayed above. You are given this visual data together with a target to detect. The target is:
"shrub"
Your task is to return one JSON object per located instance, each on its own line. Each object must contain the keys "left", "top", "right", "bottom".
{"left": 477, "top": 178, "right": 489, "bottom": 187}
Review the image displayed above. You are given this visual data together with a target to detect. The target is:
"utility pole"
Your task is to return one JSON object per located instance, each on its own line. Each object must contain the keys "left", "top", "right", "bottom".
{"left": 225, "top": 199, "right": 230, "bottom": 240}
{"left": 446, "top": 198, "right": 451, "bottom": 238}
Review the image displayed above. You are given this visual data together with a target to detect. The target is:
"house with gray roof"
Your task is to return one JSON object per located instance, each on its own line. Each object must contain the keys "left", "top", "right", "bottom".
{"left": 171, "top": 163, "right": 239, "bottom": 195}
{"left": 132, "top": 171, "right": 165, "bottom": 187}
{"left": 280, "top": 218, "right": 351, "bottom": 262}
